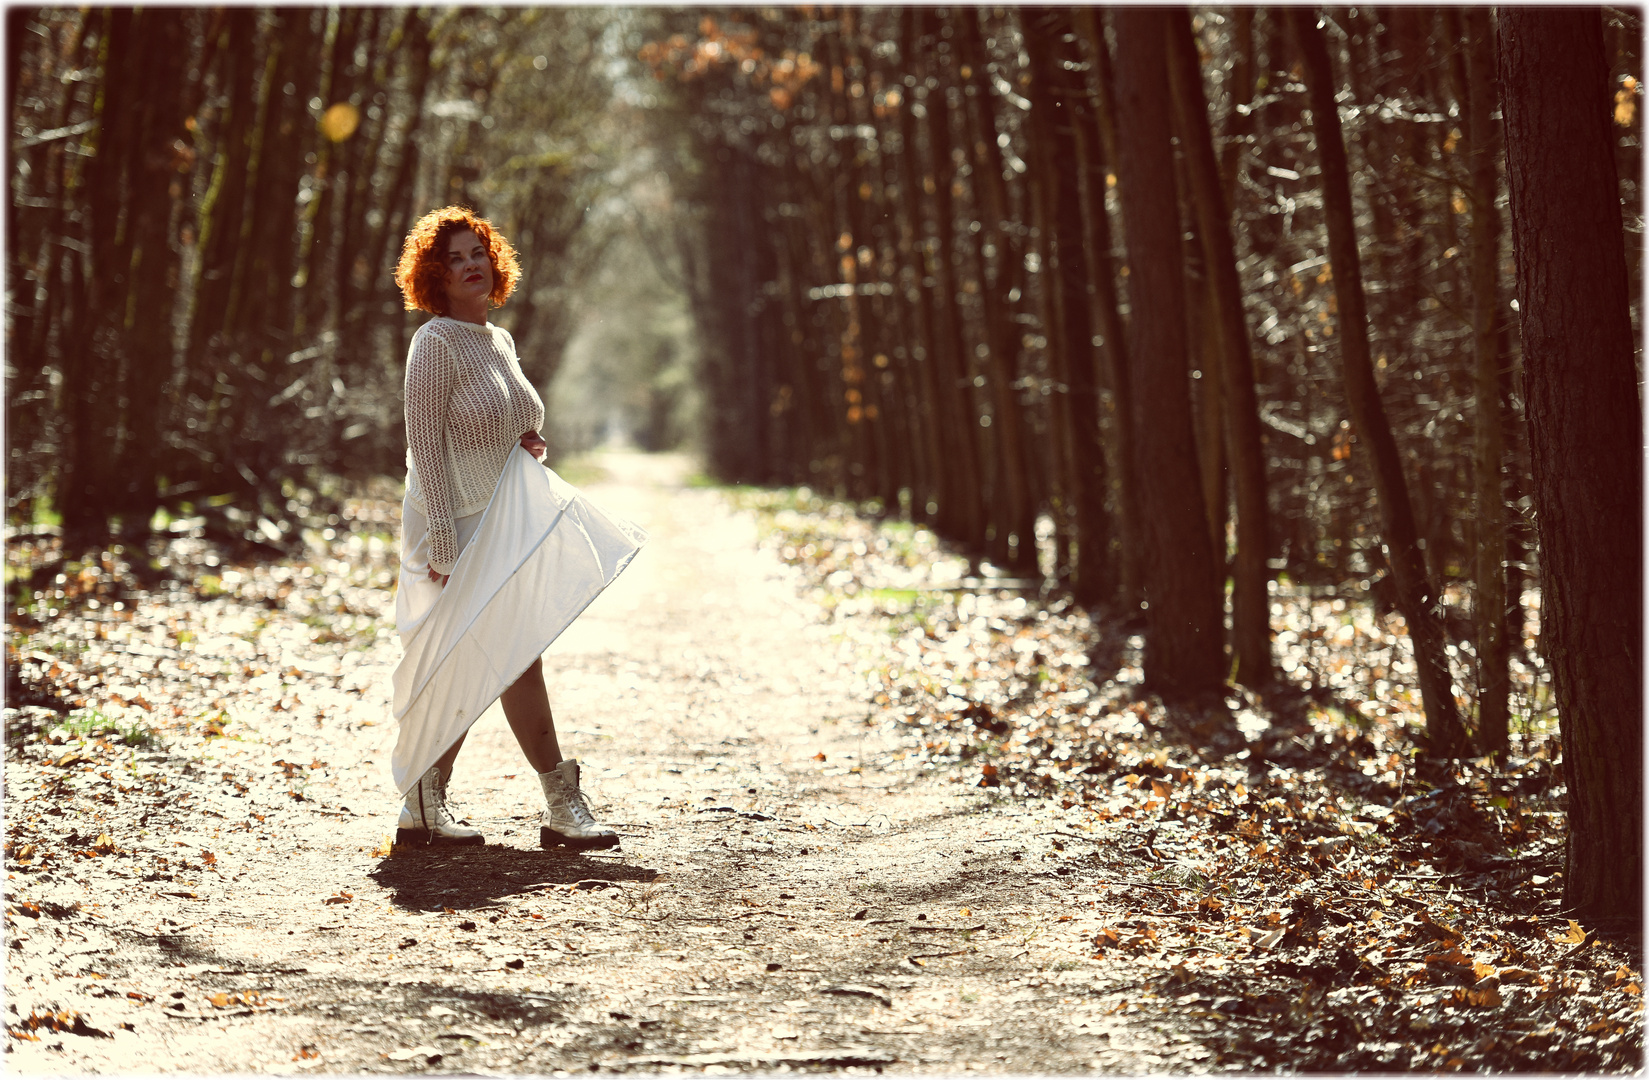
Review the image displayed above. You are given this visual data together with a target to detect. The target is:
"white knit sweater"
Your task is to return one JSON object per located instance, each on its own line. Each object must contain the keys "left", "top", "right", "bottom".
{"left": 403, "top": 317, "right": 545, "bottom": 575}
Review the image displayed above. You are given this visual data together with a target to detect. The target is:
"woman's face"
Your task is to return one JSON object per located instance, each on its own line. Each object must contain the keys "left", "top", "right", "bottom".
{"left": 442, "top": 228, "right": 492, "bottom": 311}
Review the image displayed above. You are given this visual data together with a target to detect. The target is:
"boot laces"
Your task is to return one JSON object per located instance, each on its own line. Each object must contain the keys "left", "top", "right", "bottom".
{"left": 416, "top": 769, "right": 458, "bottom": 827}
{"left": 564, "top": 785, "right": 598, "bottom": 828}
{"left": 435, "top": 770, "right": 469, "bottom": 824}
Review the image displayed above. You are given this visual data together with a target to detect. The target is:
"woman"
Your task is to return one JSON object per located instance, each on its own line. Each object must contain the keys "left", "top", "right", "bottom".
{"left": 388, "top": 206, "right": 643, "bottom": 851}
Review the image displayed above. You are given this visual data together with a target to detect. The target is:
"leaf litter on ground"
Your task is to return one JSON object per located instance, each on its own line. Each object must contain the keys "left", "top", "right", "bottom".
{"left": 732, "top": 485, "right": 1643, "bottom": 1073}
{"left": 3, "top": 478, "right": 1641, "bottom": 1073}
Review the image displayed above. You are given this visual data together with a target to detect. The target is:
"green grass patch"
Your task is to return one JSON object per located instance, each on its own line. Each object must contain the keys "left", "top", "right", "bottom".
{"left": 57, "top": 707, "right": 158, "bottom": 748}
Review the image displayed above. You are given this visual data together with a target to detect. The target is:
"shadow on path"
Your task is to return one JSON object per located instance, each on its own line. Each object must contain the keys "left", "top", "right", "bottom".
{"left": 369, "top": 846, "right": 661, "bottom": 912}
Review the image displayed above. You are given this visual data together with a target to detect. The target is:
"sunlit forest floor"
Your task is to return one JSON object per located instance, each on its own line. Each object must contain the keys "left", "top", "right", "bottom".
{"left": 4, "top": 453, "right": 1642, "bottom": 1073}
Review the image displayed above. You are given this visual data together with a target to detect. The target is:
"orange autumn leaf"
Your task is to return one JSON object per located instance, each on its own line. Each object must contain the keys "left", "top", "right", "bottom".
{"left": 1554, "top": 919, "right": 1588, "bottom": 945}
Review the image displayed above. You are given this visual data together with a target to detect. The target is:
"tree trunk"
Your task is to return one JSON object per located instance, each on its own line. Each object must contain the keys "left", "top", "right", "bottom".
{"left": 61, "top": 7, "right": 138, "bottom": 537}
{"left": 957, "top": 7, "right": 1037, "bottom": 572}
{"left": 1110, "top": 8, "right": 1226, "bottom": 697}
{"left": 1498, "top": 5, "right": 1643, "bottom": 930}
{"left": 1025, "top": 7, "right": 1114, "bottom": 605}
{"left": 895, "top": 8, "right": 950, "bottom": 530}
{"left": 1072, "top": 8, "right": 1145, "bottom": 609}
{"left": 186, "top": 8, "right": 258, "bottom": 407}
{"left": 917, "top": 12, "right": 987, "bottom": 552}
{"left": 1290, "top": 7, "right": 1469, "bottom": 756}
{"left": 1166, "top": 7, "right": 1274, "bottom": 687}
{"left": 1463, "top": 7, "right": 1509, "bottom": 756}
{"left": 116, "top": 7, "right": 191, "bottom": 526}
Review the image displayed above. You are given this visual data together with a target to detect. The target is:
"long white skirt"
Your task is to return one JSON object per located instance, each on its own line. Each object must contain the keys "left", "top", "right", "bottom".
{"left": 389, "top": 446, "right": 647, "bottom": 797}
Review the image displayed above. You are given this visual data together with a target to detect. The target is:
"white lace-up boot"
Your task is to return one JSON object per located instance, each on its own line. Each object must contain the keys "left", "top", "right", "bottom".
{"left": 538, "top": 759, "right": 619, "bottom": 851}
{"left": 397, "top": 764, "right": 485, "bottom": 846}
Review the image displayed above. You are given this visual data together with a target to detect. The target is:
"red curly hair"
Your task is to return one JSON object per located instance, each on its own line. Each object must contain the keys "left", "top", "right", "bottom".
{"left": 394, "top": 205, "right": 521, "bottom": 315}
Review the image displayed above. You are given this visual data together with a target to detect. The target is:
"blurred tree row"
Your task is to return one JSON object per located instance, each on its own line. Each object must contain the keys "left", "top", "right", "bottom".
{"left": 637, "top": 6, "right": 1641, "bottom": 922}
{"left": 6, "top": 5, "right": 617, "bottom": 546}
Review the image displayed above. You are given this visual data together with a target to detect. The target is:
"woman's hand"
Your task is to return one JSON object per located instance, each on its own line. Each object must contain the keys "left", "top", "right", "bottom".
{"left": 519, "top": 430, "right": 547, "bottom": 460}
{"left": 428, "top": 567, "right": 449, "bottom": 586}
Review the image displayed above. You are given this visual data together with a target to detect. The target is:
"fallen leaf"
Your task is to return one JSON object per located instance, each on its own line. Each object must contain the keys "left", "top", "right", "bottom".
{"left": 323, "top": 890, "right": 354, "bottom": 905}
{"left": 1554, "top": 919, "right": 1588, "bottom": 945}
{"left": 1150, "top": 778, "right": 1172, "bottom": 799}
{"left": 813, "top": 752, "right": 827, "bottom": 762}
{"left": 1466, "top": 984, "right": 1503, "bottom": 1008}
{"left": 1253, "top": 927, "right": 1285, "bottom": 951}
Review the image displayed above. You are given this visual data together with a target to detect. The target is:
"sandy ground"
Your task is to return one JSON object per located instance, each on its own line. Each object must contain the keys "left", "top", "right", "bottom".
{"left": 7, "top": 452, "right": 1211, "bottom": 1075}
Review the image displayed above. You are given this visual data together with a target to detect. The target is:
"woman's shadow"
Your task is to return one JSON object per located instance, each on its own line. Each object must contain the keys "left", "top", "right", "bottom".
{"left": 368, "top": 842, "right": 660, "bottom": 913}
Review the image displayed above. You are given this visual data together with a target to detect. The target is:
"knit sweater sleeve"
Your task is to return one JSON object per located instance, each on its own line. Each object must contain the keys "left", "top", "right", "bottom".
{"left": 405, "top": 328, "right": 461, "bottom": 576}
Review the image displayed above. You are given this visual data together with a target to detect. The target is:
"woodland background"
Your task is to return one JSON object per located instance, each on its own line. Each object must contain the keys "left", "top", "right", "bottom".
{"left": 4, "top": 6, "right": 1643, "bottom": 929}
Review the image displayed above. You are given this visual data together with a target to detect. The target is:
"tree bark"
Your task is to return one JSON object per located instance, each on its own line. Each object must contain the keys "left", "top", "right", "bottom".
{"left": 1290, "top": 7, "right": 1469, "bottom": 756}
{"left": 1166, "top": 7, "right": 1274, "bottom": 687}
{"left": 1111, "top": 8, "right": 1226, "bottom": 697}
{"left": 1072, "top": 8, "right": 1145, "bottom": 608}
{"left": 917, "top": 13, "right": 988, "bottom": 552}
{"left": 1463, "top": 7, "right": 1509, "bottom": 756}
{"left": 61, "top": 7, "right": 138, "bottom": 537}
{"left": 116, "top": 7, "right": 191, "bottom": 525}
{"left": 1025, "top": 7, "right": 1114, "bottom": 605}
{"left": 186, "top": 8, "right": 258, "bottom": 405}
{"left": 895, "top": 8, "right": 950, "bottom": 530}
{"left": 957, "top": 7, "right": 1036, "bottom": 572}
{"left": 1498, "top": 6, "right": 1643, "bottom": 929}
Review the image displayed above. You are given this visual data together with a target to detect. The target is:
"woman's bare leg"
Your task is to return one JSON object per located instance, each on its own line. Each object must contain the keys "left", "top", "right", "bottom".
{"left": 499, "top": 658, "right": 564, "bottom": 773}
{"left": 433, "top": 730, "right": 467, "bottom": 775}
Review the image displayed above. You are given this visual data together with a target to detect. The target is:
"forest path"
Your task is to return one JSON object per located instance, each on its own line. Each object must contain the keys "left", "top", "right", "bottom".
{"left": 7, "top": 452, "right": 1194, "bottom": 1075}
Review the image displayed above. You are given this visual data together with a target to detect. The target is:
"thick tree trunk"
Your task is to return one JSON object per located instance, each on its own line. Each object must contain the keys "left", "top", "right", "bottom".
{"left": 1291, "top": 7, "right": 1470, "bottom": 756}
{"left": 1166, "top": 7, "right": 1274, "bottom": 687}
{"left": 1184, "top": 224, "right": 1227, "bottom": 571}
{"left": 1463, "top": 7, "right": 1509, "bottom": 756}
{"left": 61, "top": 7, "right": 138, "bottom": 537}
{"left": 1498, "top": 6, "right": 1643, "bottom": 929}
{"left": 1111, "top": 8, "right": 1226, "bottom": 697}
{"left": 116, "top": 8, "right": 191, "bottom": 525}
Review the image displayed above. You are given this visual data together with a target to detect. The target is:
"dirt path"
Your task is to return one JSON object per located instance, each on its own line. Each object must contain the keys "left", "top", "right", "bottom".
{"left": 8, "top": 452, "right": 1200, "bottom": 1075}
